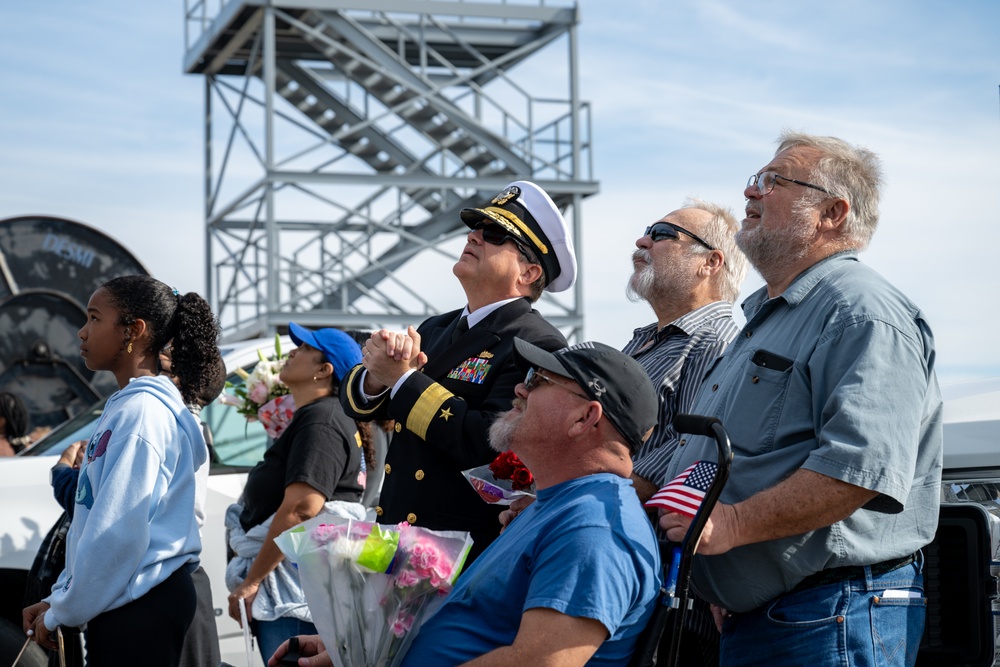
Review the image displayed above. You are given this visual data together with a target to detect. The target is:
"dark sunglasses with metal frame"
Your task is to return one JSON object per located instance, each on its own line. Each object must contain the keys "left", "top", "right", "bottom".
{"left": 523, "top": 367, "right": 589, "bottom": 399}
{"left": 473, "top": 221, "right": 536, "bottom": 263}
{"left": 747, "top": 170, "right": 833, "bottom": 197}
{"left": 643, "top": 222, "right": 715, "bottom": 251}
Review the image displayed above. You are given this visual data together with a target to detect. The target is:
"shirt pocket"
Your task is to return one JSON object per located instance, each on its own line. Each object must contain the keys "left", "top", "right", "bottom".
{"left": 724, "top": 349, "right": 794, "bottom": 455}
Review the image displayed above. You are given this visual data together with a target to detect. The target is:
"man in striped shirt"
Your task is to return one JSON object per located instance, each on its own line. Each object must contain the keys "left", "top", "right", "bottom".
{"left": 623, "top": 198, "right": 748, "bottom": 666}
{"left": 624, "top": 198, "right": 748, "bottom": 503}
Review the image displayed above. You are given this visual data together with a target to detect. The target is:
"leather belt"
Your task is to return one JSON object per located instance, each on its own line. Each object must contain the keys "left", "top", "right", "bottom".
{"left": 792, "top": 553, "right": 917, "bottom": 592}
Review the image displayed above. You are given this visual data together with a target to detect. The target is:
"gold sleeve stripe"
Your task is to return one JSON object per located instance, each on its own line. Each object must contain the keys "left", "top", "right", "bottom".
{"left": 482, "top": 206, "right": 549, "bottom": 255}
{"left": 407, "top": 383, "right": 455, "bottom": 441}
{"left": 343, "top": 365, "right": 384, "bottom": 416}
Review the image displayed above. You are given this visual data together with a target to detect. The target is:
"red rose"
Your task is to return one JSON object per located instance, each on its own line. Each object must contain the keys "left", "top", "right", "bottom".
{"left": 489, "top": 450, "right": 522, "bottom": 480}
{"left": 510, "top": 467, "right": 534, "bottom": 491}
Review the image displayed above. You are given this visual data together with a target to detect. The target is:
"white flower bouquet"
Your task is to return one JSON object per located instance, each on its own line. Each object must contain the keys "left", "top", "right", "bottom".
{"left": 219, "top": 334, "right": 294, "bottom": 438}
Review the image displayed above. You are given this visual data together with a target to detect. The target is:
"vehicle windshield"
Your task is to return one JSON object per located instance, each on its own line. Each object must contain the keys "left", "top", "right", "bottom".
{"left": 19, "top": 401, "right": 106, "bottom": 457}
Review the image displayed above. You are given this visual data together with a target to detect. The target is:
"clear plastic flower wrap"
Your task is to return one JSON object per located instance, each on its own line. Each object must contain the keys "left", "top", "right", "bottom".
{"left": 461, "top": 450, "right": 537, "bottom": 505}
{"left": 274, "top": 515, "right": 473, "bottom": 667}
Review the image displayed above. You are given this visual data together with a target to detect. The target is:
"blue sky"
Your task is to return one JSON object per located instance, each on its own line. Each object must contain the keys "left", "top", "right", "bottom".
{"left": 1, "top": 1, "right": 998, "bottom": 385}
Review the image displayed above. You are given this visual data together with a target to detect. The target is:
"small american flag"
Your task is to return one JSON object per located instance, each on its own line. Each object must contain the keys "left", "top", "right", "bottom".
{"left": 645, "top": 461, "right": 718, "bottom": 518}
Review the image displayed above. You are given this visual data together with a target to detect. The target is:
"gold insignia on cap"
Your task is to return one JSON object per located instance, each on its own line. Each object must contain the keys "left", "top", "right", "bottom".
{"left": 491, "top": 185, "right": 521, "bottom": 206}
{"left": 481, "top": 211, "right": 524, "bottom": 239}
{"left": 439, "top": 407, "right": 453, "bottom": 421}
{"left": 482, "top": 206, "right": 549, "bottom": 255}
{"left": 406, "top": 512, "right": 417, "bottom": 524}
{"left": 479, "top": 350, "right": 494, "bottom": 359}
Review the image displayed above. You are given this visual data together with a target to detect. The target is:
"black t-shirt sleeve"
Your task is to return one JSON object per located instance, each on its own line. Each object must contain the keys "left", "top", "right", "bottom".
{"left": 283, "top": 420, "right": 350, "bottom": 499}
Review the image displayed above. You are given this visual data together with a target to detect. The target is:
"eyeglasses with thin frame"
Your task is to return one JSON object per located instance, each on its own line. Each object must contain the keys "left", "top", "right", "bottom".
{"left": 643, "top": 222, "right": 715, "bottom": 251}
{"left": 523, "top": 367, "right": 589, "bottom": 400}
{"left": 473, "top": 222, "right": 536, "bottom": 263}
{"left": 747, "top": 171, "right": 833, "bottom": 197}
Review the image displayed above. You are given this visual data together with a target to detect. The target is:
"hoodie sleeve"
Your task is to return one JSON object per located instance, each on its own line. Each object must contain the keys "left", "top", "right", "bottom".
{"left": 44, "top": 407, "right": 165, "bottom": 630}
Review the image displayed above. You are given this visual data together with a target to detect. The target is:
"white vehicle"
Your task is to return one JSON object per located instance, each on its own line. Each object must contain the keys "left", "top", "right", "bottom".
{"left": 0, "top": 337, "right": 293, "bottom": 667}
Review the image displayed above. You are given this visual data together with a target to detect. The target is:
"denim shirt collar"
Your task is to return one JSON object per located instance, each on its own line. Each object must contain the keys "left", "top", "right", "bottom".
{"left": 742, "top": 251, "right": 859, "bottom": 321}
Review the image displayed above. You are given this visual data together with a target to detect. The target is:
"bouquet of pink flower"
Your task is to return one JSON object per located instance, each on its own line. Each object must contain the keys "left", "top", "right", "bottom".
{"left": 461, "top": 450, "right": 537, "bottom": 505}
{"left": 219, "top": 334, "right": 294, "bottom": 438}
{"left": 257, "top": 394, "right": 296, "bottom": 439}
{"left": 274, "top": 516, "right": 472, "bottom": 667}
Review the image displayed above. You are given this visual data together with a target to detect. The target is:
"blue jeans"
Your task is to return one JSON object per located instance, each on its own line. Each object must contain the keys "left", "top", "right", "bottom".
{"left": 251, "top": 617, "right": 317, "bottom": 665}
{"left": 720, "top": 558, "right": 925, "bottom": 667}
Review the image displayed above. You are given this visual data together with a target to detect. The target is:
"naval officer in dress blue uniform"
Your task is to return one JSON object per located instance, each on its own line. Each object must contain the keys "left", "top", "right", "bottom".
{"left": 340, "top": 181, "right": 576, "bottom": 561}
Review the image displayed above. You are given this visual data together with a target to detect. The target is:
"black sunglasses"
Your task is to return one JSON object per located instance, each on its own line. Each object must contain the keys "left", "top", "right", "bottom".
{"left": 474, "top": 222, "right": 535, "bottom": 262}
{"left": 523, "top": 367, "right": 589, "bottom": 399}
{"left": 643, "top": 222, "right": 715, "bottom": 251}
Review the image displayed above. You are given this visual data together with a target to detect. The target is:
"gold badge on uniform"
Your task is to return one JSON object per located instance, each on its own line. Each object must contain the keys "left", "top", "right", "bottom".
{"left": 478, "top": 350, "right": 494, "bottom": 359}
{"left": 492, "top": 185, "right": 520, "bottom": 206}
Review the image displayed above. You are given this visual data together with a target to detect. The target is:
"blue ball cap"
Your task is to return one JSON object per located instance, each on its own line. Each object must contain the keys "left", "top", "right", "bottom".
{"left": 288, "top": 322, "right": 362, "bottom": 382}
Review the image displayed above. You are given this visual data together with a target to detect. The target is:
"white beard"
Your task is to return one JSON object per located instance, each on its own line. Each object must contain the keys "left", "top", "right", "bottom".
{"left": 488, "top": 410, "right": 521, "bottom": 453}
{"left": 627, "top": 254, "right": 654, "bottom": 303}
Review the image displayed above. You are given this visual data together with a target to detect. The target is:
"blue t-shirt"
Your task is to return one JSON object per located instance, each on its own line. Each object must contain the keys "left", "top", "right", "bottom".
{"left": 400, "top": 473, "right": 661, "bottom": 666}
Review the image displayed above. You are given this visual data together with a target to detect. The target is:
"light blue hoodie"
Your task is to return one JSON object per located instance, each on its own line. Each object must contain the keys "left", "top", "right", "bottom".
{"left": 44, "top": 375, "right": 207, "bottom": 630}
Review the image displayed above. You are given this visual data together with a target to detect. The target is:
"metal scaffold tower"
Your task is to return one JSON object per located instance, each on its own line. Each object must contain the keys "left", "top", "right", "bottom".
{"left": 183, "top": 0, "right": 597, "bottom": 342}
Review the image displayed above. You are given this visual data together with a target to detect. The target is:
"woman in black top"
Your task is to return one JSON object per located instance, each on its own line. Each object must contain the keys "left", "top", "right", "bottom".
{"left": 226, "top": 323, "right": 367, "bottom": 663}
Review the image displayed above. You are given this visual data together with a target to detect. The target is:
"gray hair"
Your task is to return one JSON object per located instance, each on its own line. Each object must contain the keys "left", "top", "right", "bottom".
{"left": 776, "top": 131, "right": 883, "bottom": 250}
{"left": 682, "top": 197, "right": 749, "bottom": 303}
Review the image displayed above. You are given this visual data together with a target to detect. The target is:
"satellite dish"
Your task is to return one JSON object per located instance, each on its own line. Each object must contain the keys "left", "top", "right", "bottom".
{"left": 0, "top": 216, "right": 150, "bottom": 429}
{"left": 0, "top": 290, "right": 119, "bottom": 427}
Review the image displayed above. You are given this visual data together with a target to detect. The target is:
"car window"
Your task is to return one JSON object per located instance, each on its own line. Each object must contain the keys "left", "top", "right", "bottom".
{"left": 19, "top": 403, "right": 105, "bottom": 457}
{"left": 203, "top": 367, "right": 268, "bottom": 469}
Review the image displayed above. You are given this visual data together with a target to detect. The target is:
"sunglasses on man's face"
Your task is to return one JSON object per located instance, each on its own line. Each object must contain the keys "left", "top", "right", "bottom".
{"left": 474, "top": 222, "right": 534, "bottom": 262}
{"left": 642, "top": 222, "right": 715, "bottom": 251}
{"left": 523, "top": 367, "right": 589, "bottom": 399}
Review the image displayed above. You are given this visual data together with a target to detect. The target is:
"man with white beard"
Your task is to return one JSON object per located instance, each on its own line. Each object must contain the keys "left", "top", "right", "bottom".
{"left": 624, "top": 199, "right": 748, "bottom": 503}
{"left": 621, "top": 199, "right": 748, "bottom": 666}
{"left": 397, "top": 339, "right": 662, "bottom": 666}
{"left": 659, "top": 132, "right": 943, "bottom": 667}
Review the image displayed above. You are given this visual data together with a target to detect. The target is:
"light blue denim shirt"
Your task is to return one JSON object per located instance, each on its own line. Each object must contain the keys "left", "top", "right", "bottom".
{"left": 666, "top": 251, "right": 943, "bottom": 612}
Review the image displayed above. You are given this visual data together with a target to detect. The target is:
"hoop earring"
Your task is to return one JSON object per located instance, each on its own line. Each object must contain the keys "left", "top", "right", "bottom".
{"left": 127, "top": 342, "right": 133, "bottom": 354}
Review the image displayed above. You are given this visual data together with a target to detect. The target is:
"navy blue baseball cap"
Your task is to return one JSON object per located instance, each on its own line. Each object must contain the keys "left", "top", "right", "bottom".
{"left": 288, "top": 322, "right": 362, "bottom": 382}
{"left": 512, "top": 338, "right": 658, "bottom": 452}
